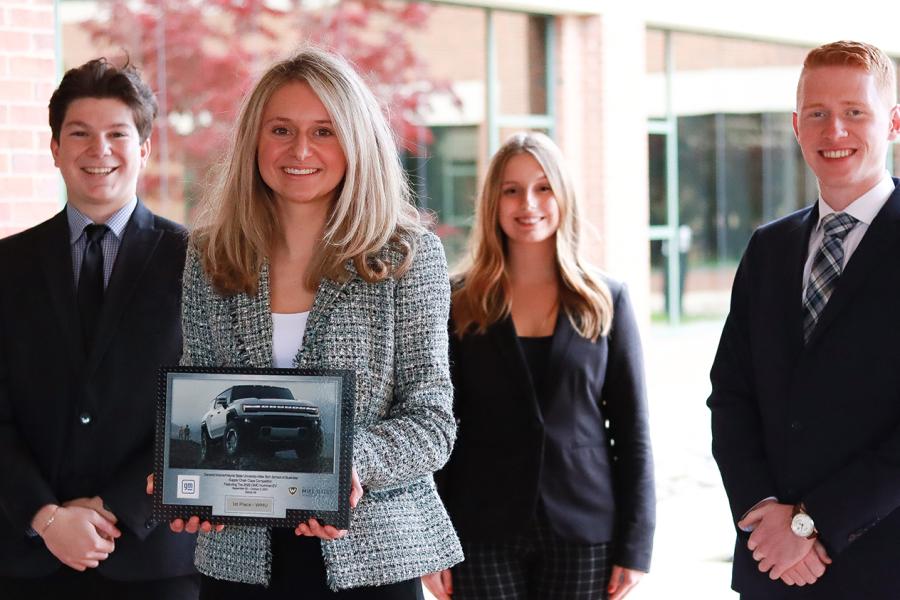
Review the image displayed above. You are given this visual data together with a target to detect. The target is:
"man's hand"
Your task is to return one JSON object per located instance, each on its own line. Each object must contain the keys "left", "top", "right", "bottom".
{"left": 780, "top": 541, "right": 832, "bottom": 586}
{"left": 32, "top": 504, "right": 120, "bottom": 571}
{"left": 608, "top": 565, "right": 644, "bottom": 600}
{"left": 63, "top": 496, "right": 117, "bottom": 528}
{"left": 422, "top": 569, "right": 453, "bottom": 600}
{"left": 738, "top": 501, "right": 816, "bottom": 580}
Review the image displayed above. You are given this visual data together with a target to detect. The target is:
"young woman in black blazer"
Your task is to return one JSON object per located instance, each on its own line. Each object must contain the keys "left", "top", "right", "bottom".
{"left": 424, "top": 132, "right": 655, "bottom": 600}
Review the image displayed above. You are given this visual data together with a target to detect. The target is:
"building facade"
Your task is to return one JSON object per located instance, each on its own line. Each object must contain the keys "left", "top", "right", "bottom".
{"left": 3, "top": 0, "right": 899, "bottom": 323}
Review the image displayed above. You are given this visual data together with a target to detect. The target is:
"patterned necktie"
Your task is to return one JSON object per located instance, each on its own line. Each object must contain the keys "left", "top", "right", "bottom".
{"left": 802, "top": 212, "right": 858, "bottom": 342}
{"left": 77, "top": 223, "right": 109, "bottom": 353}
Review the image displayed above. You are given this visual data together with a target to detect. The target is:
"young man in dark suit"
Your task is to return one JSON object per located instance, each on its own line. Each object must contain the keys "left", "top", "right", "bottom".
{"left": 709, "top": 41, "right": 900, "bottom": 599}
{"left": 0, "top": 59, "right": 197, "bottom": 598}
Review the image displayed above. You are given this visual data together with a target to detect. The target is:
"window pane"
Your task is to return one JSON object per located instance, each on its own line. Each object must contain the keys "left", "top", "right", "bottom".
{"left": 404, "top": 126, "right": 478, "bottom": 268}
{"left": 657, "top": 32, "right": 818, "bottom": 319}
{"left": 648, "top": 133, "right": 667, "bottom": 226}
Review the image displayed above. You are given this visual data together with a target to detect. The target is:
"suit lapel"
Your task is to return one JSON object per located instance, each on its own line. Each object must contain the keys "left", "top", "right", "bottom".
{"left": 784, "top": 205, "right": 818, "bottom": 352}
{"left": 296, "top": 266, "right": 352, "bottom": 367}
{"left": 806, "top": 182, "right": 900, "bottom": 346}
{"left": 87, "top": 201, "right": 162, "bottom": 374}
{"left": 230, "top": 260, "right": 274, "bottom": 368}
{"left": 37, "top": 210, "right": 86, "bottom": 370}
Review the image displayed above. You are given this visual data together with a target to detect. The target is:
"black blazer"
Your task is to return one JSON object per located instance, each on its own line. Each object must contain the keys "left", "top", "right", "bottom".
{"left": 439, "top": 278, "right": 655, "bottom": 571}
{"left": 0, "top": 201, "right": 196, "bottom": 580}
{"left": 709, "top": 179, "right": 900, "bottom": 599}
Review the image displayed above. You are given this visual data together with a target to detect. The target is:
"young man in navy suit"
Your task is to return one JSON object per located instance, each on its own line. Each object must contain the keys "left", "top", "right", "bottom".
{"left": 709, "top": 41, "right": 900, "bottom": 599}
{"left": 0, "top": 59, "right": 197, "bottom": 598}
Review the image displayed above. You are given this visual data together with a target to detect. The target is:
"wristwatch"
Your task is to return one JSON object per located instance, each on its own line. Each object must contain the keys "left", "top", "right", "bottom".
{"left": 791, "top": 503, "right": 818, "bottom": 539}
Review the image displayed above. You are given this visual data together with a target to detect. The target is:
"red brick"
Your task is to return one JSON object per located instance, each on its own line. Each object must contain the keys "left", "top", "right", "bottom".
{"left": 32, "top": 32, "right": 55, "bottom": 53}
{"left": 12, "top": 199, "right": 58, "bottom": 224}
{"left": 0, "top": 30, "right": 30, "bottom": 52}
{"left": 35, "top": 81, "right": 55, "bottom": 103}
{"left": 8, "top": 8, "right": 54, "bottom": 30}
{"left": 0, "top": 80, "right": 33, "bottom": 102}
{"left": 0, "top": 200, "right": 15, "bottom": 225}
{"left": 0, "top": 176, "right": 32, "bottom": 198}
{"left": 8, "top": 56, "right": 54, "bottom": 78}
{"left": 35, "top": 129, "right": 51, "bottom": 148}
{"left": 0, "top": 129, "right": 34, "bottom": 149}
{"left": 0, "top": 105, "right": 6, "bottom": 123}
{"left": 10, "top": 105, "right": 45, "bottom": 124}
{"left": 12, "top": 152, "right": 53, "bottom": 172}
{"left": 0, "top": 154, "right": 8, "bottom": 173}
{"left": 34, "top": 175, "right": 59, "bottom": 197}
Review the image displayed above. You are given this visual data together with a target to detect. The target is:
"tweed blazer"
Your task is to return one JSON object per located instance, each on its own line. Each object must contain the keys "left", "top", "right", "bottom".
{"left": 181, "top": 231, "right": 463, "bottom": 590}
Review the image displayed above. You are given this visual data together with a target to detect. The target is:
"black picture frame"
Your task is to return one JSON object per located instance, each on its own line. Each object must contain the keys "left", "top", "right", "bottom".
{"left": 152, "top": 367, "right": 355, "bottom": 528}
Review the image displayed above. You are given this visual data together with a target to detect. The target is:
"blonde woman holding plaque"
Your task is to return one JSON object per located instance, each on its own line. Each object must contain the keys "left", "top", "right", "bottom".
{"left": 177, "top": 49, "right": 462, "bottom": 599}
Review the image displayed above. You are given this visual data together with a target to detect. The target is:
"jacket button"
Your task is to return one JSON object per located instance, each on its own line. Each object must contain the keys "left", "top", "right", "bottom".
{"left": 790, "top": 420, "right": 802, "bottom": 431}
{"left": 79, "top": 412, "right": 92, "bottom": 425}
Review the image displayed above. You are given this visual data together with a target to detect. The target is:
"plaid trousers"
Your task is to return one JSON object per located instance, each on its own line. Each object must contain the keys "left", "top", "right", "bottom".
{"left": 452, "top": 516, "right": 612, "bottom": 600}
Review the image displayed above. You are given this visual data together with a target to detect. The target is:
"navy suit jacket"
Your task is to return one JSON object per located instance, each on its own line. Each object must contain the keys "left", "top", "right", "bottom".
{"left": 709, "top": 179, "right": 900, "bottom": 598}
{"left": 0, "top": 201, "right": 196, "bottom": 580}
{"left": 439, "top": 278, "right": 655, "bottom": 571}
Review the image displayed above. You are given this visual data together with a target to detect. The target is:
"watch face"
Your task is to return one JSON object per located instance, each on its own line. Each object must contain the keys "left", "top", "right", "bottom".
{"left": 791, "top": 513, "right": 815, "bottom": 538}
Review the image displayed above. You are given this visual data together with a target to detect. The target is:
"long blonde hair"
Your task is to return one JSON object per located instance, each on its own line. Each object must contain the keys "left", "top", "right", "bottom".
{"left": 193, "top": 48, "right": 423, "bottom": 295}
{"left": 452, "top": 132, "right": 613, "bottom": 341}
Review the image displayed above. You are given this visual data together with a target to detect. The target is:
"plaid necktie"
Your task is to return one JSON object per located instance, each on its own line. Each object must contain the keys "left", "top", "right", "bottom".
{"left": 802, "top": 212, "right": 858, "bottom": 342}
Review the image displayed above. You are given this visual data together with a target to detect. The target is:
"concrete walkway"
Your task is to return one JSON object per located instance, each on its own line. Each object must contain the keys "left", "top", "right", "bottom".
{"left": 629, "top": 319, "right": 738, "bottom": 599}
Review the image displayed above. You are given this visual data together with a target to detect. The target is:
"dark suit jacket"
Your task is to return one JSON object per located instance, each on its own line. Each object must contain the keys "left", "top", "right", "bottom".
{"left": 709, "top": 179, "right": 900, "bottom": 599}
{"left": 439, "top": 278, "right": 655, "bottom": 571}
{"left": 0, "top": 201, "right": 196, "bottom": 580}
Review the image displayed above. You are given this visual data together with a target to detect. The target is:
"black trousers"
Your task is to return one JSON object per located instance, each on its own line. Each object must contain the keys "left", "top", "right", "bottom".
{"left": 452, "top": 518, "right": 612, "bottom": 600}
{"left": 0, "top": 570, "right": 199, "bottom": 600}
{"left": 199, "top": 529, "right": 425, "bottom": 599}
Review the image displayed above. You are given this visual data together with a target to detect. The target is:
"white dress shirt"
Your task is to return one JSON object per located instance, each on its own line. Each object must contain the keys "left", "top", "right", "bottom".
{"left": 801, "top": 172, "right": 895, "bottom": 300}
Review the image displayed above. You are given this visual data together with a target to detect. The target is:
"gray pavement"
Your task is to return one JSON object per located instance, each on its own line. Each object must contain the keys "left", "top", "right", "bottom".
{"left": 629, "top": 319, "right": 738, "bottom": 599}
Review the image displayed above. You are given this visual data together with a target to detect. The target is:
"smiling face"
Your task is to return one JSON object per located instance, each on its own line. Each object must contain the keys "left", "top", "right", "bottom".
{"left": 497, "top": 152, "right": 560, "bottom": 249}
{"left": 793, "top": 65, "right": 900, "bottom": 208}
{"left": 256, "top": 81, "right": 347, "bottom": 211}
{"left": 50, "top": 97, "right": 150, "bottom": 219}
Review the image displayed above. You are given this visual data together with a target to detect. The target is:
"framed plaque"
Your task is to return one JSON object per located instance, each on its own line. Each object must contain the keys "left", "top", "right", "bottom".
{"left": 152, "top": 367, "right": 355, "bottom": 528}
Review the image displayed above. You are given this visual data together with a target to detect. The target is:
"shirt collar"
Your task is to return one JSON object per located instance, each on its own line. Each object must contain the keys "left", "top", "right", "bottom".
{"left": 67, "top": 197, "right": 138, "bottom": 244}
{"left": 816, "top": 171, "right": 894, "bottom": 229}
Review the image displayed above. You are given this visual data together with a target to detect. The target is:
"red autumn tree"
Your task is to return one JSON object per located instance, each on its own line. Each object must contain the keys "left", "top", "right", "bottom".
{"left": 81, "top": 0, "right": 453, "bottom": 209}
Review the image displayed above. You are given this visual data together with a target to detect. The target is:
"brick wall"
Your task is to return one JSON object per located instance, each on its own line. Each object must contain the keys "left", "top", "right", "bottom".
{"left": 556, "top": 11, "right": 650, "bottom": 325}
{"left": 0, "top": 0, "right": 59, "bottom": 239}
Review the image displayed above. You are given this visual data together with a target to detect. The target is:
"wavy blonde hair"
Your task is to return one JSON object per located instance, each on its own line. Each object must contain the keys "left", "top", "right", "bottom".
{"left": 193, "top": 47, "right": 423, "bottom": 295}
{"left": 452, "top": 132, "right": 613, "bottom": 341}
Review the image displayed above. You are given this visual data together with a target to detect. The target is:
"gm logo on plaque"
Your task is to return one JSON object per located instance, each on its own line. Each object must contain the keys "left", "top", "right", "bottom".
{"left": 177, "top": 475, "right": 200, "bottom": 499}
